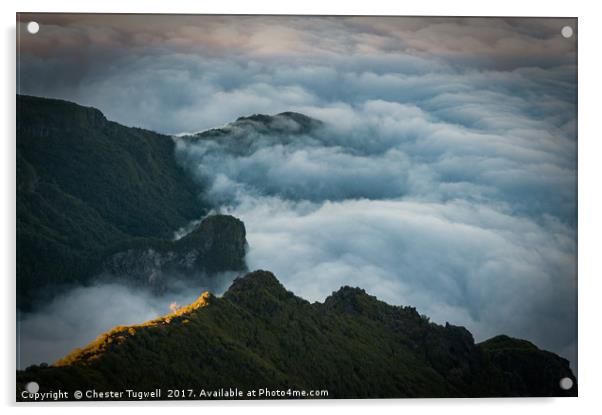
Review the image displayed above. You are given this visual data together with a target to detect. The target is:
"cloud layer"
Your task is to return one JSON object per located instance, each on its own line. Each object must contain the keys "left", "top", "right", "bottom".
{"left": 18, "top": 15, "right": 576, "bottom": 133}
{"left": 18, "top": 15, "right": 577, "bottom": 370}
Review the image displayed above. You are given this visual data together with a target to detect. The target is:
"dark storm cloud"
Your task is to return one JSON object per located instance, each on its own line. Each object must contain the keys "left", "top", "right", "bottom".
{"left": 17, "top": 15, "right": 577, "bottom": 370}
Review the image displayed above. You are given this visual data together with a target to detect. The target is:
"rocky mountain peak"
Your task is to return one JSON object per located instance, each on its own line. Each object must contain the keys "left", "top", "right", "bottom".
{"left": 323, "top": 285, "right": 380, "bottom": 315}
{"left": 225, "top": 270, "right": 289, "bottom": 297}
{"left": 233, "top": 111, "right": 322, "bottom": 134}
{"left": 190, "top": 111, "right": 323, "bottom": 142}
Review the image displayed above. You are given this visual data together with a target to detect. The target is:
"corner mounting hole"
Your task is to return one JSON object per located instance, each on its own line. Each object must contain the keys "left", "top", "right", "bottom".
{"left": 26, "top": 381, "right": 39, "bottom": 393}
{"left": 561, "top": 26, "right": 573, "bottom": 38}
{"left": 27, "top": 21, "right": 39, "bottom": 34}
{"left": 559, "top": 377, "right": 574, "bottom": 390}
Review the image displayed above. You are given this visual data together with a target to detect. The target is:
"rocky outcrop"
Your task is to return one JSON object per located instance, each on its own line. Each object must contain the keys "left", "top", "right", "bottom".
{"left": 101, "top": 215, "right": 247, "bottom": 288}
{"left": 176, "top": 111, "right": 325, "bottom": 159}
{"left": 192, "top": 111, "right": 323, "bottom": 141}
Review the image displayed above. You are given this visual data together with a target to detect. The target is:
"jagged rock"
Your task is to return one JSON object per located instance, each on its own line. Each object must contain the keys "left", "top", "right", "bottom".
{"left": 101, "top": 215, "right": 247, "bottom": 287}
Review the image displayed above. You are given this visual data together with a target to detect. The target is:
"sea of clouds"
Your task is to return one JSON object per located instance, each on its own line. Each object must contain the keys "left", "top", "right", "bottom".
{"left": 173, "top": 89, "right": 577, "bottom": 370}
{"left": 18, "top": 16, "right": 577, "bottom": 371}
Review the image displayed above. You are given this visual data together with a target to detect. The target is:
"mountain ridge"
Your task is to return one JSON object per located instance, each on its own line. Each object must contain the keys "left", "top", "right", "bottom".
{"left": 187, "top": 111, "right": 323, "bottom": 141}
{"left": 17, "top": 270, "right": 577, "bottom": 399}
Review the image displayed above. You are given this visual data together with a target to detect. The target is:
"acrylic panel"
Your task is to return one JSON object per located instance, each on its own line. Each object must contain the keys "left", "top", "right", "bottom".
{"left": 16, "top": 13, "right": 578, "bottom": 401}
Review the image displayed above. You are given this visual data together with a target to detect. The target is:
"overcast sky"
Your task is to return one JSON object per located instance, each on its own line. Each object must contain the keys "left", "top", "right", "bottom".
{"left": 17, "top": 14, "right": 577, "bottom": 371}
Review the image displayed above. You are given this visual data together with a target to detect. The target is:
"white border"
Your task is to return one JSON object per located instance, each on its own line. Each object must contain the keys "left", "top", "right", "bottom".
{"left": 3, "top": 1, "right": 602, "bottom": 414}
{"left": 0, "top": 0, "right": 587, "bottom": 16}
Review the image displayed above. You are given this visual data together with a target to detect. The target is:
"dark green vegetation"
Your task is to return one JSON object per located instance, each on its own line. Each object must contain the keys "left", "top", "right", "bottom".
{"left": 17, "top": 95, "right": 247, "bottom": 308}
{"left": 17, "top": 271, "right": 577, "bottom": 399}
